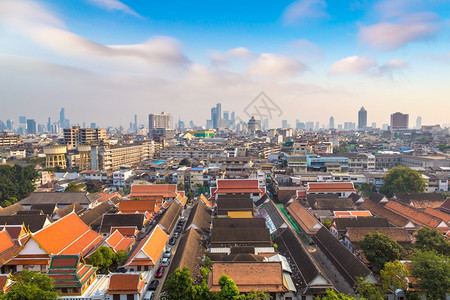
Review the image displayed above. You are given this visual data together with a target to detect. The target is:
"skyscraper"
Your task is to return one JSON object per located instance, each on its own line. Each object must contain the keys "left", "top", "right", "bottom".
{"left": 6, "top": 119, "right": 13, "bottom": 131}
{"left": 390, "top": 112, "right": 409, "bottom": 131}
{"left": 329, "top": 116, "right": 335, "bottom": 129}
{"left": 47, "top": 117, "right": 51, "bottom": 132}
{"left": 149, "top": 112, "right": 172, "bottom": 138}
{"left": 416, "top": 116, "right": 422, "bottom": 129}
{"left": 282, "top": 120, "right": 288, "bottom": 128}
{"left": 358, "top": 106, "right": 367, "bottom": 130}
{"left": 134, "top": 114, "right": 138, "bottom": 132}
{"left": 60, "top": 108, "right": 66, "bottom": 129}
{"left": 26, "top": 119, "right": 36, "bottom": 134}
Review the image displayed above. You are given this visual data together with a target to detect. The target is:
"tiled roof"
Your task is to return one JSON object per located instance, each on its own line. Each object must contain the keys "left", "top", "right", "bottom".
{"left": 368, "top": 193, "right": 388, "bottom": 204}
{"left": 424, "top": 208, "right": 450, "bottom": 223}
{"left": 287, "top": 200, "right": 321, "bottom": 234}
{"left": 0, "top": 230, "right": 15, "bottom": 253}
{"left": 307, "top": 182, "right": 356, "bottom": 193}
{"left": 33, "top": 212, "right": 103, "bottom": 255}
{"left": 0, "top": 214, "right": 50, "bottom": 233}
{"left": 110, "top": 227, "right": 138, "bottom": 237}
{"left": 96, "top": 192, "right": 121, "bottom": 202}
{"left": 159, "top": 201, "right": 182, "bottom": 234}
{"left": 0, "top": 203, "right": 24, "bottom": 216}
{"left": 385, "top": 200, "right": 448, "bottom": 228}
{"left": 361, "top": 200, "right": 412, "bottom": 228}
{"left": 212, "top": 179, "right": 265, "bottom": 199}
{"left": 200, "top": 194, "right": 214, "bottom": 208}
{"left": 118, "top": 199, "right": 156, "bottom": 214}
{"left": 333, "top": 217, "right": 390, "bottom": 233}
{"left": 105, "top": 230, "right": 135, "bottom": 252}
{"left": 210, "top": 227, "right": 272, "bottom": 247}
{"left": 55, "top": 202, "right": 85, "bottom": 218}
{"left": 107, "top": 274, "right": 141, "bottom": 294}
{"left": 334, "top": 211, "right": 373, "bottom": 218}
{"left": 345, "top": 227, "right": 412, "bottom": 243}
{"left": 19, "top": 192, "right": 92, "bottom": 206}
{"left": 208, "top": 262, "right": 288, "bottom": 293}
{"left": 80, "top": 201, "right": 117, "bottom": 229}
{"left": 130, "top": 184, "right": 177, "bottom": 198}
{"left": 185, "top": 200, "right": 211, "bottom": 233}
{"left": 439, "top": 198, "right": 450, "bottom": 214}
{"left": 395, "top": 193, "right": 444, "bottom": 203}
{"left": 175, "top": 194, "right": 187, "bottom": 207}
{"left": 100, "top": 214, "right": 145, "bottom": 235}
{"left": 212, "top": 218, "right": 266, "bottom": 229}
{"left": 125, "top": 225, "right": 168, "bottom": 266}
{"left": 47, "top": 254, "right": 97, "bottom": 289}
{"left": 30, "top": 203, "right": 57, "bottom": 215}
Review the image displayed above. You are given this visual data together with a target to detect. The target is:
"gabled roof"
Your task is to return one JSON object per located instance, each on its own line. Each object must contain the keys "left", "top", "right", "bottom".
{"left": 0, "top": 214, "right": 50, "bottom": 232}
{"left": 19, "top": 192, "right": 92, "bottom": 206}
{"left": 258, "top": 199, "right": 286, "bottom": 231}
{"left": 333, "top": 218, "right": 390, "bottom": 234}
{"left": 30, "top": 203, "right": 57, "bottom": 216}
{"left": 104, "top": 230, "right": 135, "bottom": 252}
{"left": 345, "top": 227, "right": 412, "bottom": 244}
{"left": 217, "top": 196, "right": 254, "bottom": 214}
{"left": 47, "top": 254, "right": 97, "bottom": 289}
{"left": 312, "top": 227, "right": 372, "bottom": 286}
{"left": 185, "top": 200, "right": 211, "bottom": 233}
{"left": 361, "top": 200, "right": 413, "bottom": 228}
{"left": 0, "top": 230, "right": 15, "bottom": 254}
{"left": 175, "top": 194, "right": 187, "bottom": 207}
{"left": 212, "top": 179, "right": 265, "bottom": 200}
{"left": 348, "top": 193, "right": 363, "bottom": 203}
{"left": 308, "top": 197, "right": 355, "bottom": 211}
{"left": 212, "top": 218, "right": 266, "bottom": 229}
{"left": 395, "top": 193, "right": 444, "bottom": 203}
{"left": 307, "top": 182, "right": 356, "bottom": 193}
{"left": 369, "top": 192, "right": 388, "bottom": 204}
{"left": 125, "top": 225, "right": 168, "bottom": 266}
{"left": 159, "top": 201, "right": 182, "bottom": 234}
{"left": 208, "top": 262, "right": 288, "bottom": 293}
{"left": 107, "top": 274, "right": 145, "bottom": 294}
{"left": 33, "top": 212, "right": 103, "bottom": 255}
{"left": 385, "top": 200, "right": 448, "bottom": 228}
{"left": 168, "top": 228, "right": 205, "bottom": 283}
{"left": 100, "top": 214, "right": 145, "bottom": 235}
{"left": 80, "top": 201, "right": 117, "bottom": 229}
{"left": 0, "top": 203, "right": 24, "bottom": 216}
{"left": 200, "top": 194, "right": 215, "bottom": 208}
{"left": 130, "top": 184, "right": 177, "bottom": 198}
{"left": 54, "top": 202, "right": 85, "bottom": 218}
{"left": 439, "top": 198, "right": 450, "bottom": 214}
{"left": 211, "top": 227, "right": 272, "bottom": 248}
{"left": 424, "top": 208, "right": 450, "bottom": 223}
{"left": 96, "top": 192, "right": 121, "bottom": 203}
{"left": 118, "top": 199, "right": 156, "bottom": 214}
{"left": 286, "top": 200, "right": 321, "bottom": 234}
{"left": 0, "top": 224, "right": 26, "bottom": 244}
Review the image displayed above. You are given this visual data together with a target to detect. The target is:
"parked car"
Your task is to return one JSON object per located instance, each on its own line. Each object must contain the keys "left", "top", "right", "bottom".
{"left": 169, "top": 237, "right": 177, "bottom": 245}
{"left": 163, "top": 248, "right": 172, "bottom": 258}
{"left": 155, "top": 266, "right": 164, "bottom": 278}
{"left": 148, "top": 280, "right": 159, "bottom": 291}
{"left": 175, "top": 225, "right": 183, "bottom": 233}
{"left": 173, "top": 232, "right": 179, "bottom": 239}
{"left": 180, "top": 216, "right": 186, "bottom": 223}
{"left": 161, "top": 257, "right": 170, "bottom": 267}
{"left": 144, "top": 291, "right": 154, "bottom": 300}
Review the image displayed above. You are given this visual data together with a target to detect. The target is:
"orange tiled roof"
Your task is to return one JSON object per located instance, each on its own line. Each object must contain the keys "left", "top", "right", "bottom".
{"left": 287, "top": 200, "right": 321, "bottom": 234}
{"left": 175, "top": 194, "right": 187, "bottom": 207}
{"left": 361, "top": 200, "right": 413, "bottom": 228}
{"left": 0, "top": 230, "right": 15, "bottom": 253}
{"left": 118, "top": 199, "right": 156, "bottom": 214}
{"left": 107, "top": 274, "right": 141, "bottom": 294}
{"left": 423, "top": 208, "right": 450, "bottom": 224}
{"left": 334, "top": 211, "right": 372, "bottom": 218}
{"left": 97, "top": 192, "right": 120, "bottom": 202}
{"left": 33, "top": 212, "right": 102, "bottom": 255}
{"left": 105, "top": 230, "right": 135, "bottom": 252}
{"left": 200, "top": 194, "right": 214, "bottom": 208}
{"left": 130, "top": 184, "right": 177, "bottom": 198}
{"left": 110, "top": 227, "right": 138, "bottom": 237}
{"left": 208, "top": 262, "right": 288, "bottom": 293}
{"left": 385, "top": 200, "right": 448, "bottom": 229}
{"left": 125, "top": 225, "right": 168, "bottom": 266}
{"left": 214, "top": 179, "right": 265, "bottom": 196}
{"left": 307, "top": 182, "right": 356, "bottom": 192}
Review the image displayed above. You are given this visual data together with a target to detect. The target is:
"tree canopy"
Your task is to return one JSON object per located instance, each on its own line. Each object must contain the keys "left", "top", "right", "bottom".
{"left": 380, "top": 260, "right": 409, "bottom": 293}
{"left": 162, "top": 267, "right": 195, "bottom": 300}
{"left": 355, "top": 277, "right": 383, "bottom": 300}
{"left": 0, "top": 164, "right": 39, "bottom": 207}
{"left": 359, "top": 231, "right": 404, "bottom": 270}
{"left": 379, "top": 165, "right": 425, "bottom": 197}
{"left": 315, "top": 289, "right": 357, "bottom": 300}
{"left": 86, "top": 246, "right": 126, "bottom": 273}
{"left": 414, "top": 227, "right": 450, "bottom": 255}
{"left": 411, "top": 250, "right": 450, "bottom": 300}
{"left": 1, "top": 270, "right": 59, "bottom": 300}
{"left": 64, "top": 182, "right": 83, "bottom": 192}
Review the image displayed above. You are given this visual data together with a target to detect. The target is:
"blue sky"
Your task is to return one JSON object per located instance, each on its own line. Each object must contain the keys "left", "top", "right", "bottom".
{"left": 1, "top": 0, "right": 449, "bottom": 128}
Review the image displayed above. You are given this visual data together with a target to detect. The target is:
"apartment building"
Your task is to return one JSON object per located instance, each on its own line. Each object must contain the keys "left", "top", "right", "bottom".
{"left": 63, "top": 126, "right": 107, "bottom": 149}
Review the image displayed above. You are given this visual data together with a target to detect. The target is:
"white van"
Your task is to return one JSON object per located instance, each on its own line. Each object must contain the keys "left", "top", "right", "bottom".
{"left": 144, "top": 291, "right": 154, "bottom": 300}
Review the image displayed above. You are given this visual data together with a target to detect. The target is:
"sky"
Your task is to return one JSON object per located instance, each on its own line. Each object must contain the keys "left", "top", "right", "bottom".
{"left": 1, "top": 0, "right": 450, "bottom": 129}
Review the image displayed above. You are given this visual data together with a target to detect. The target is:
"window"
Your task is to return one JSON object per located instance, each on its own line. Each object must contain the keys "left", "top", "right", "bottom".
{"left": 127, "top": 294, "right": 134, "bottom": 300}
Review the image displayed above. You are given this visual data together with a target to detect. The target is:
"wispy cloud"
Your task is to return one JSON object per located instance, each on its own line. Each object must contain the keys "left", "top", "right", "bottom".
{"left": 86, "top": 0, "right": 141, "bottom": 17}
{"left": 282, "top": 0, "right": 328, "bottom": 24}
{"left": 210, "top": 47, "right": 256, "bottom": 67}
{"left": 329, "top": 56, "right": 408, "bottom": 78}
{"left": 247, "top": 53, "right": 307, "bottom": 78}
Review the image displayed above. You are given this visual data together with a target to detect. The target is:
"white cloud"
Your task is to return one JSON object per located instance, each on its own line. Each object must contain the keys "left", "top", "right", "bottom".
{"left": 247, "top": 53, "right": 307, "bottom": 78}
{"left": 329, "top": 56, "right": 377, "bottom": 74}
{"left": 282, "top": 0, "right": 328, "bottom": 24}
{"left": 87, "top": 0, "right": 141, "bottom": 17}
{"left": 210, "top": 47, "right": 255, "bottom": 66}
{"left": 287, "top": 39, "right": 323, "bottom": 62}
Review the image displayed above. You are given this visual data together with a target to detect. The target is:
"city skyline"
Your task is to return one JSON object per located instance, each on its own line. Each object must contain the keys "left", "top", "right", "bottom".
{"left": 1, "top": 0, "right": 450, "bottom": 127}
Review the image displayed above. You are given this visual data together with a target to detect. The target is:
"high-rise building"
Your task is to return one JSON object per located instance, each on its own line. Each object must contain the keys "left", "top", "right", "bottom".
{"left": 90, "top": 123, "right": 97, "bottom": 129}
{"left": 18, "top": 116, "right": 27, "bottom": 135}
{"left": 329, "top": 116, "right": 335, "bottom": 129}
{"left": 47, "top": 117, "right": 51, "bottom": 132}
{"left": 230, "top": 112, "right": 235, "bottom": 125}
{"left": 358, "top": 106, "right": 367, "bottom": 130}
{"left": 209, "top": 103, "right": 223, "bottom": 129}
{"left": 416, "top": 116, "right": 422, "bottom": 129}
{"left": 26, "top": 119, "right": 36, "bottom": 134}
{"left": 59, "top": 108, "right": 69, "bottom": 129}
{"left": 223, "top": 111, "right": 229, "bottom": 121}
{"left": 149, "top": 112, "right": 172, "bottom": 130}
{"left": 134, "top": 114, "right": 138, "bottom": 132}
{"left": 64, "top": 126, "right": 107, "bottom": 149}
{"left": 371, "top": 122, "right": 376, "bottom": 129}
{"left": 282, "top": 120, "right": 288, "bottom": 128}
{"left": 6, "top": 119, "right": 13, "bottom": 131}
{"left": 248, "top": 116, "right": 259, "bottom": 132}
{"left": 390, "top": 112, "right": 409, "bottom": 131}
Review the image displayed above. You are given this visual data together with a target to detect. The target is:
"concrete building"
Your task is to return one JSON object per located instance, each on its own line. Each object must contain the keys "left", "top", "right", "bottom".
{"left": 248, "top": 116, "right": 259, "bottom": 132}
{"left": 149, "top": 112, "right": 171, "bottom": 130}
{"left": 99, "top": 143, "right": 153, "bottom": 171}
{"left": 43, "top": 144, "right": 67, "bottom": 169}
{"left": 358, "top": 107, "right": 367, "bottom": 130}
{"left": 64, "top": 126, "right": 107, "bottom": 149}
{"left": 0, "top": 132, "right": 21, "bottom": 149}
{"left": 390, "top": 112, "right": 409, "bottom": 131}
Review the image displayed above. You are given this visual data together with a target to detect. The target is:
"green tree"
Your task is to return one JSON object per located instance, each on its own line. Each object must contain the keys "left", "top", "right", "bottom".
{"left": 179, "top": 158, "right": 191, "bottom": 166}
{"left": 162, "top": 267, "right": 195, "bottom": 300}
{"left": 0, "top": 165, "right": 39, "bottom": 207}
{"left": 64, "top": 182, "right": 82, "bottom": 192}
{"left": 87, "top": 246, "right": 116, "bottom": 272}
{"left": 380, "top": 260, "right": 409, "bottom": 293}
{"left": 414, "top": 227, "right": 450, "bottom": 255}
{"left": 217, "top": 274, "right": 240, "bottom": 300}
{"left": 359, "top": 232, "right": 404, "bottom": 270}
{"left": 1, "top": 270, "right": 59, "bottom": 300}
{"left": 355, "top": 277, "right": 383, "bottom": 300}
{"left": 410, "top": 250, "right": 450, "bottom": 300}
{"left": 243, "top": 290, "right": 269, "bottom": 300}
{"left": 177, "top": 182, "right": 185, "bottom": 191}
{"left": 193, "top": 279, "right": 212, "bottom": 300}
{"left": 379, "top": 165, "right": 425, "bottom": 197}
{"left": 314, "top": 289, "right": 358, "bottom": 300}
{"left": 358, "top": 183, "right": 375, "bottom": 198}
{"left": 114, "top": 250, "right": 128, "bottom": 265}
{"left": 85, "top": 180, "right": 102, "bottom": 193}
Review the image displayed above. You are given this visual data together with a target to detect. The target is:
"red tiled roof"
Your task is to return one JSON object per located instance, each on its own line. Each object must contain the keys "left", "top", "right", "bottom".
{"left": 97, "top": 192, "right": 120, "bottom": 202}
{"left": 214, "top": 179, "right": 265, "bottom": 195}
{"left": 110, "top": 227, "right": 138, "bottom": 237}
{"left": 385, "top": 200, "right": 448, "bottom": 229}
{"left": 130, "top": 184, "right": 177, "bottom": 198}
{"left": 287, "top": 200, "right": 321, "bottom": 234}
{"left": 307, "top": 182, "right": 356, "bottom": 192}
{"left": 118, "top": 199, "right": 156, "bottom": 214}
{"left": 424, "top": 208, "right": 450, "bottom": 224}
{"left": 361, "top": 200, "right": 413, "bottom": 228}
{"left": 107, "top": 274, "right": 141, "bottom": 294}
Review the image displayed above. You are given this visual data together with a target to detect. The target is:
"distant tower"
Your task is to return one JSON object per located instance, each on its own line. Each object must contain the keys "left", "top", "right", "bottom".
{"left": 358, "top": 107, "right": 367, "bottom": 130}
{"left": 282, "top": 120, "right": 288, "bottom": 128}
{"left": 47, "top": 117, "right": 51, "bottom": 132}
{"left": 390, "top": 112, "right": 409, "bottom": 131}
{"left": 134, "top": 114, "right": 138, "bottom": 132}
{"left": 416, "top": 116, "right": 422, "bottom": 129}
{"left": 329, "top": 116, "right": 335, "bottom": 129}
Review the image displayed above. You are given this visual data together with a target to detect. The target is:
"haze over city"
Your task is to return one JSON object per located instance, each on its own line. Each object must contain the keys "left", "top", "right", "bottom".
{"left": 1, "top": 0, "right": 450, "bottom": 127}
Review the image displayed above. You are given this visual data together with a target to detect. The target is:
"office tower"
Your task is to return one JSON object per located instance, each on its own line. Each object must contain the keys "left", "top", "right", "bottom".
{"left": 216, "top": 103, "right": 221, "bottom": 122}
{"left": 59, "top": 108, "right": 68, "bottom": 129}
{"left": 306, "top": 121, "right": 314, "bottom": 131}
{"left": 248, "top": 116, "right": 259, "bottom": 132}
{"left": 338, "top": 124, "right": 343, "bottom": 130}
{"left": 26, "top": 119, "right": 37, "bottom": 134}
{"left": 329, "top": 116, "right": 335, "bottom": 129}
{"left": 371, "top": 122, "right": 376, "bottom": 129}
{"left": 416, "top": 116, "right": 422, "bottom": 129}
{"left": 210, "top": 107, "right": 218, "bottom": 129}
{"left": 149, "top": 112, "right": 172, "bottom": 130}
{"left": 358, "top": 106, "right": 367, "bottom": 130}
{"left": 90, "top": 123, "right": 96, "bottom": 129}
{"left": 223, "top": 111, "right": 229, "bottom": 121}
{"left": 38, "top": 124, "right": 46, "bottom": 134}
{"left": 230, "top": 112, "right": 235, "bottom": 125}
{"left": 47, "top": 118, "right": 51, "bottom": 132}
{"left": 18, "top": 116, "right": 27, "bottom": 134}
{"left": 0, "top": 121, "right": 6, "bottom": 131}
{"left": 282, "top": 120, "right": 288, "bottom": 128}
{"left": 6, "top": 119, "right": 13, "bottom": 131}
{"left": 315, "top": 122, "right": 319, "bottom": 131}
{"left": 390, "top": 112, "right": 409, "bottom": 131}
{"left": 263, "top": 118, "right": 269, "bottom": 131}
{"left": 189, "top": 121, "right": 195, "bottom": 129}
{"left": 134, "top": 114, "right": 138, "bottom": 132}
